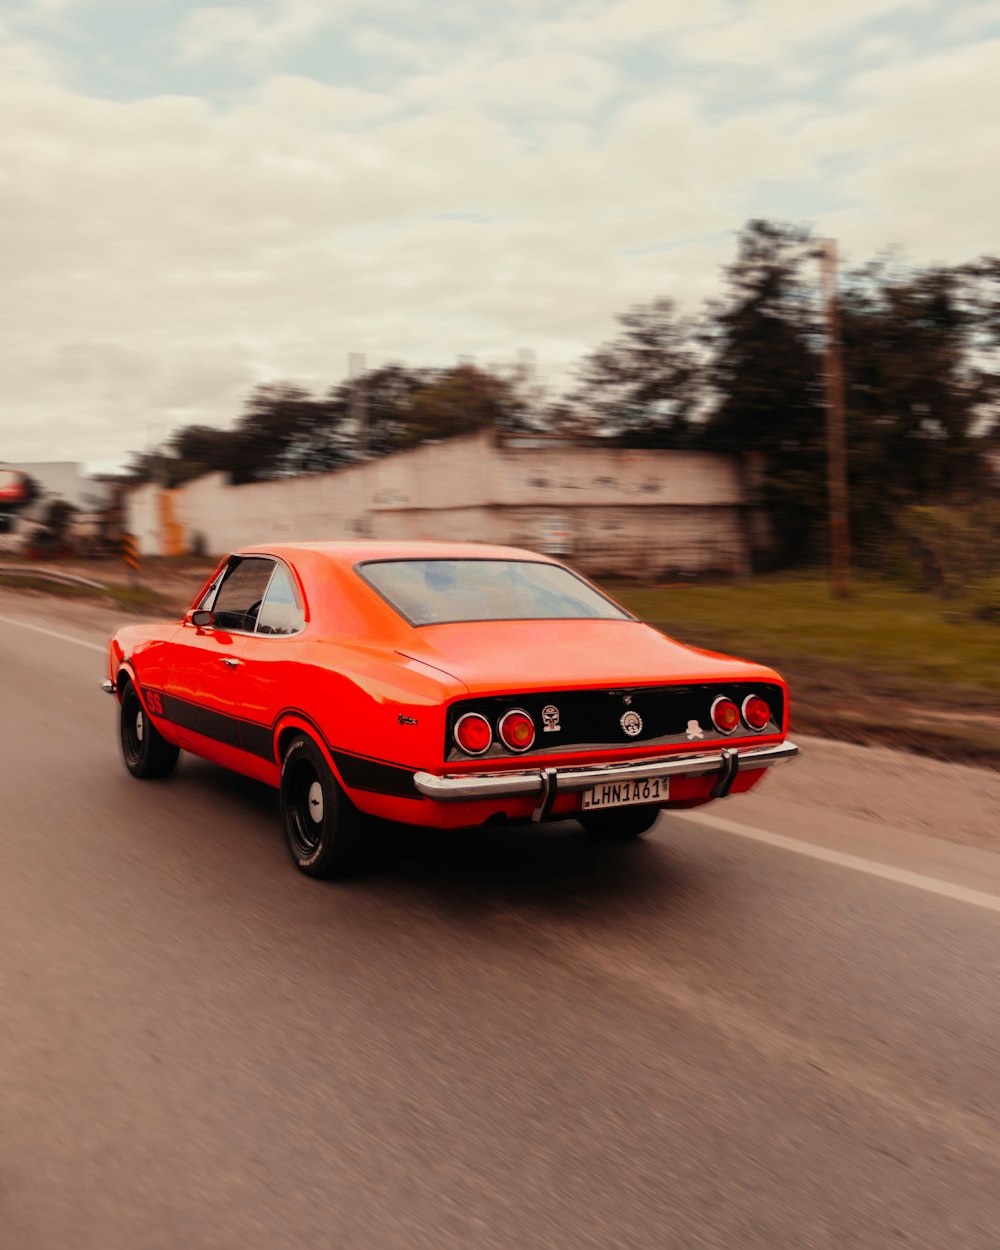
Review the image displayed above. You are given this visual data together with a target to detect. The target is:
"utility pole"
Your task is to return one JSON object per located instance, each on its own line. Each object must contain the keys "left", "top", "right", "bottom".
{"left": 819, "top": 238, "right": 850, "bottom": 598}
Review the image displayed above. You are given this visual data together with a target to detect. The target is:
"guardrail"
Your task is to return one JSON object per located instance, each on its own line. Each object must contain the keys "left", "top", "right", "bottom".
{"left": 0, "top": 564, "right": 107, "bottom": 591}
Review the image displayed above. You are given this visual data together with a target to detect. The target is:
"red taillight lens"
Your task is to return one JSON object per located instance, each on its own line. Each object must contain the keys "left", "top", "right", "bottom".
{"left": 498, "top": 709, "right": 535, "bottom": 752}
{"left": 454, "top": 712, "right": 492, "bottom": 755}
{"left": 742, "top": 694, "right": 771, "bottom": 731}
{"left": 710, "top": 696, "right": 740, "bottom": 735}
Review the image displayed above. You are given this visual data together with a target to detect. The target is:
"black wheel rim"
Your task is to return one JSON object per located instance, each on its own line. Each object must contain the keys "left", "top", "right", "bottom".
{"left": 287, "top": 757, "right": 326, "bottom": 858}
{"left": 121, "top": 690, "right": 144, "bottom": 766}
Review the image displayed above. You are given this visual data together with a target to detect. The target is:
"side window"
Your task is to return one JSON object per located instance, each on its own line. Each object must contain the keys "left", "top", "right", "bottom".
{"left": 211, "top": 557, "right": 276, "bottom": 632}
{"left": 197, "top": 565, "right": 228, "bottom": 611}
{"left": 255, "top": 564, "right": 305, "bottom": 636}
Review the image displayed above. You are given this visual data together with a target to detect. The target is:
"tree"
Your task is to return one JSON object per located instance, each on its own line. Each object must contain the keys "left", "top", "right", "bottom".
{"left": 324, "top": 363, "right": 428, "bottom": 459}
{"left": 703, "top": 220, "right": 826, "bottom": 566}
{"left": 121, "top": 449, "right": 161, "bottom": 487}
{"left": 393, "top": 364, "right": 525, "bottom": 451}
{"left": 838, "top": 258, "right": 994, "bottom": 561}
{"left": 573, "top": 298, "right": 705, "bottom": 447}
{"left": 167, "top": 424, "right": 240, "bottom": 484}
{"left": 227, "top": 382, "right": 347, "bottom": 482}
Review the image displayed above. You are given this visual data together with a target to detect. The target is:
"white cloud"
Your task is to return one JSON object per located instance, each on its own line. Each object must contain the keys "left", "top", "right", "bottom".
{"left": 175, "top": 0, "right": 352, "bottom": 65}
{"left": 811, "top": 38, "right": 1000, "bottom": 260}
{"left": 400, "top": 49, "right": 618, "bottom": 118}
{"left": 0, "top": 2, "right": 996, "bottom": 467}
{"left": 13, "top": 0, "right": 93, "bottom": 18}
{"left": 251, "top": 75, "right": 397, "bottom": 124}
{"left": 943, "top": 1, "right": 1000, "bottom": 38}
{"left": 535, "top": 0, "right": 729, "bottom": 47}
{"left": 677, "top": 0, "right": 932, "bottom": 65}
{"left": 0, "top": 15, "right": 64, "bottom": 79}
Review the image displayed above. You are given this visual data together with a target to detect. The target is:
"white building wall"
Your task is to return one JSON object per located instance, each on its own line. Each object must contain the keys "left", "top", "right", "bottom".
{"left": 128, "top": 482, "right": 161, "bottom": 552}
{"left": 126, "top": 432, "right": 755, "bottom": 577}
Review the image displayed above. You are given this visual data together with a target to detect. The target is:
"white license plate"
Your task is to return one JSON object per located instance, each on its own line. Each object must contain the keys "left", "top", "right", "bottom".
{"left": 581, "top": 776, "right": 668, "bottom": 810}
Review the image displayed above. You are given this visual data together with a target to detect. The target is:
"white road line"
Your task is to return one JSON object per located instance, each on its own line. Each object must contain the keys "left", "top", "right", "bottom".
{"left": 679, "top": 809, "right": 1000, "bottom": 915}
{"left": 0, "top": 613, "right": 106, "bottom": 654}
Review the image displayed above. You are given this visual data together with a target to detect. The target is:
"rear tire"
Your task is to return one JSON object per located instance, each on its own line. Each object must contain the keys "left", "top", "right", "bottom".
{"left": 279, "top": 735, "right": 367, "bottom": 878}
{"left": 119, "top": 680, "right": 179, "bottom": 779}
{"left": 578, "top": 806, "right": 660, "bottom": 840}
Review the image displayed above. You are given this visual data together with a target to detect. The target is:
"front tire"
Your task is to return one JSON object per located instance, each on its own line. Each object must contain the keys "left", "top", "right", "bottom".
{"left": 578, "top": 806, "right": 660, "bottom": 840}
{"left": 119, "top": 680, "right": 179, "bottom": 779}
{"left": 279, "top": 735, "right": 367, "bottom": 878}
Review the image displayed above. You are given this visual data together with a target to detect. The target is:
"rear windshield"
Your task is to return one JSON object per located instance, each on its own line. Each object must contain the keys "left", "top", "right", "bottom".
{"left": 357, "top": 559, "right": 632, "bottom": 626}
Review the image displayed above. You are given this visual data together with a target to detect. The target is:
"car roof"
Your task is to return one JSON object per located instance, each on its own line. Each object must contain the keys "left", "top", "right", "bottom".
{"left": 223, "top": 541, "right": 568, "bottom": 639}
{"left": 233, "top": 541, "right": 560, "bottom": 566}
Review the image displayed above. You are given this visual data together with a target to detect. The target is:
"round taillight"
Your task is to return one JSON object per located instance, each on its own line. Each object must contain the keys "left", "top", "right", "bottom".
{"left": 710, "top": 696, "right": 740, "bottom": 735}
{"left": 454, "top": 712, "right": 492, "bottom": 755}
{"left": 742, "top": 694, "right": 771, "bottom": 731}
{"left": 498, "top": 709, "right": 535, "bottom": 752}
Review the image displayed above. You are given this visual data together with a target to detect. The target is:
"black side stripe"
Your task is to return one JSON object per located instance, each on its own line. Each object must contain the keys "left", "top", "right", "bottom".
{"left": 330, "top": 752, "right": 419, "bottom": 798}
{"left": 158, "top": 691, "right": 245, "bottom": 752}
{"left": 148, "top": 689, "right": 419, "bottom": 798}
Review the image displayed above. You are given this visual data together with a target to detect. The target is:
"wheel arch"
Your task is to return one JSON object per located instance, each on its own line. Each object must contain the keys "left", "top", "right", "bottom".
{"left": 115, "top": 662, "right": 138, "bottom": 700}
{"left": 274, "top": 714, "right": 346, "bottom": 788}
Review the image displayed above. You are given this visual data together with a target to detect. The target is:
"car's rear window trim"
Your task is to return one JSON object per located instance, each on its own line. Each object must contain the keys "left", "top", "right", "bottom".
{"left": 353, "top": 557, "right": 636, "bottom": 628}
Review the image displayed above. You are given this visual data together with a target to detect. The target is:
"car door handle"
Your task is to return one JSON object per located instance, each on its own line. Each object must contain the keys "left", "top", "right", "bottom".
{"left": 219, "top": 656, "right": 242, "bottom": 668}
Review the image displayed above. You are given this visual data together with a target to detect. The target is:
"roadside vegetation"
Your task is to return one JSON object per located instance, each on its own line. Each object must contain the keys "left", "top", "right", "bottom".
{"left": 0, "top": 572, "right": 171, "bottom": 614}
{"left": 609, "top": 574, "right": 1000, "bottom": 765}
{"left": 613, "top": 574, "right": 1000, "bottom": 691}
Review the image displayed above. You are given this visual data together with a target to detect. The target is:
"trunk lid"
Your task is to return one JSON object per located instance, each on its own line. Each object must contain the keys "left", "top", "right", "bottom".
{"left": 397, "top": 618, "right": 775, "bottom": 693}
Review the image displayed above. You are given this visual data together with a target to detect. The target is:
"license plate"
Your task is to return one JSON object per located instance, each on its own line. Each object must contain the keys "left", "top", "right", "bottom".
{"left": 581, "top": 776, "right": 668, "bottom": 810}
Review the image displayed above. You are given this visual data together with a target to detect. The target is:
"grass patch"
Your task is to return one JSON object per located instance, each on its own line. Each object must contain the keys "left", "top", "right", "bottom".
{"left": 0, "top": 573, "right": 100, "bottom": 599}
{"left": 603, "top": 573, "right": 1000, "bottom": 766}
{"left": 0, "top": 572, "right": 172, "bottom": 614}
{"left": 105, "top": 583, "right": 174, "bottom": 612}
{"left": 606, "top": 573, "right": 1000, "bottom": 695}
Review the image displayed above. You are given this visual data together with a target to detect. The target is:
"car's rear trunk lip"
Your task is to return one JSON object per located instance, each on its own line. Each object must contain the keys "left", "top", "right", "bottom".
{"left": 397, "top": 618, "right": 776, "bottom": 694}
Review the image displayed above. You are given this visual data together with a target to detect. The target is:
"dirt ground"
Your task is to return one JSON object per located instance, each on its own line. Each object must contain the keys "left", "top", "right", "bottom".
{"left": 755, "top": 653, "right": 1000, "bottom": 770}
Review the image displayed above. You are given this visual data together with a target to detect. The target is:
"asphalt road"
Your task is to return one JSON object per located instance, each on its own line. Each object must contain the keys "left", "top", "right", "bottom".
{"left": 2, "top": 598, "right": 1000, "bottom": 1249}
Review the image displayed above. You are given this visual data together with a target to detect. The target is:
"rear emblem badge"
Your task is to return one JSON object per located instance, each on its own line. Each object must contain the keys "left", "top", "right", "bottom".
{"left": 542, "top": 705, "right": 561, "bottom": 732}
{"left": 686, "top": 719, "right": 705, "bottom": 740}
{"left": 620, "top": 711, "right": 643, "bottom": 737}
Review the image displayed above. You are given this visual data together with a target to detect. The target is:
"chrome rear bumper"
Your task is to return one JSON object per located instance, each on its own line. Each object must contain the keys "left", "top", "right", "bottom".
{"left": 414, "top": 739, "right": 798, "bottom": 821}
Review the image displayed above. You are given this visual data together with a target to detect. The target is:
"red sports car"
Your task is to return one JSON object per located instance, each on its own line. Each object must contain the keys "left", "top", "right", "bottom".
{"left": 104, "top": 542, "right": 798, "bottom": 877}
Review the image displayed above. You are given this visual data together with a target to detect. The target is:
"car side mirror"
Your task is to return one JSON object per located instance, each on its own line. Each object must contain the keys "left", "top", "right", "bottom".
{"left": 190, "top": 609, "right": 213, "bottom": 628}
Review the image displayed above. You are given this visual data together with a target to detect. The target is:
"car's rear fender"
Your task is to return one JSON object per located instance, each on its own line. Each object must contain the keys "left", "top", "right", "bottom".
{"left": 272, "top": 712, "right": 428, "bottom": 815}
{"left": 291, "top": 646, "right": 461, "bottom": 769}
{"left": 273, "top": 714, "right": 369, "bottom": 804}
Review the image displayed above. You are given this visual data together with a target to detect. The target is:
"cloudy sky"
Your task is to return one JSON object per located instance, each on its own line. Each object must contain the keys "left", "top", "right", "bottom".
{"left": 2, "top": 0, "right": 997, "bottom": 471}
